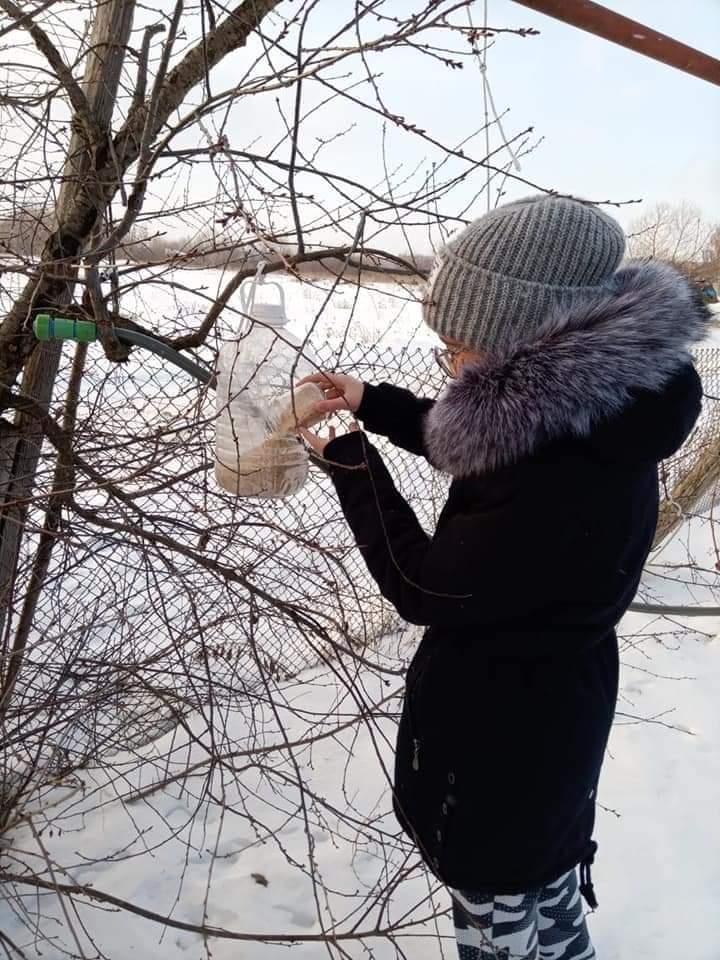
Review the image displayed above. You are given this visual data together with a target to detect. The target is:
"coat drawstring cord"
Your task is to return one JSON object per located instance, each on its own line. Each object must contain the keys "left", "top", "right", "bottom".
{"left": 579, "top": 854, "right": 598, "bottom": 910}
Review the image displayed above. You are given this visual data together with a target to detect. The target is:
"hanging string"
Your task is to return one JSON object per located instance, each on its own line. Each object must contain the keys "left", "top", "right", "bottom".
{"left": 467, "top": 0, "right": 523, "bottom": 196}
{"left": 481, "top": 0, "right": 491, "bottom": 211}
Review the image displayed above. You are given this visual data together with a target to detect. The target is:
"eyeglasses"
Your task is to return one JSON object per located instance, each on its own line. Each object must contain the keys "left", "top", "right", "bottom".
{"left": 433, "top": 346, "right": 463, "bottom": 379}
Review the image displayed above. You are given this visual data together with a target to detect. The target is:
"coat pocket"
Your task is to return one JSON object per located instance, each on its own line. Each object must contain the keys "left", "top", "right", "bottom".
{"left": 405, "top": 644, "right": 432, "bottom": 695}
{"left": 404, "top": 648, "right": 433, "bottom": 772}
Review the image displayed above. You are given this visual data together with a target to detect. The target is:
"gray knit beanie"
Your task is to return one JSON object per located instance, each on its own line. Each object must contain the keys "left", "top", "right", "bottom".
{"left": 423, "top": 195, "right": 626, "bottom": 356}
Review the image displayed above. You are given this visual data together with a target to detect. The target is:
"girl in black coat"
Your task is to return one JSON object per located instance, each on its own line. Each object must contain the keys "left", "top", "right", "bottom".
{"left": 299, "top": 196, "right": 707, "bottom": 959}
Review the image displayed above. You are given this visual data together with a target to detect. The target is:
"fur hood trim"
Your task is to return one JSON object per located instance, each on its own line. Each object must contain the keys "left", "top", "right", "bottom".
{"left": 424, "top": 260, "right": 709, "bottom": 477}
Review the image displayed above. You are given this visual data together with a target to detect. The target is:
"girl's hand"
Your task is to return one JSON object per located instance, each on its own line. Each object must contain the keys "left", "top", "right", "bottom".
{"left": 297, "top": 371, "right": 365, "bottom": 415}
{"left": 298, "top": 420, "right": 360, "bottom": 457}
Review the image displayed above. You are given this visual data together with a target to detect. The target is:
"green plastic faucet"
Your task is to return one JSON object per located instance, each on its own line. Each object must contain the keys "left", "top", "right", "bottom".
{"left": 34, "top": 314, "right": 98, "bottom": 343}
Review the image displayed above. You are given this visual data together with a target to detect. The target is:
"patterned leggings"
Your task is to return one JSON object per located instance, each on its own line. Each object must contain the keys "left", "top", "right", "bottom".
{"left": 451, "top": 868, "right": 596, "bottom": 959}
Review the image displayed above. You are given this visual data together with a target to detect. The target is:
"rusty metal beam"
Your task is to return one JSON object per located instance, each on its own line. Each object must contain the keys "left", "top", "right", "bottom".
{"left": 512, "top": 0, "right": 720, "bottom": 87}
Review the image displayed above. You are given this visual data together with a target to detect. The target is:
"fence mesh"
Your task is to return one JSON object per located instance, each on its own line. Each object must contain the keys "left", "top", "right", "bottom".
{"left": 7, "top": 320, "right": 720, "bottom": 769}
{"left": 659, "top": 346, "right": 720, "bottom": 517}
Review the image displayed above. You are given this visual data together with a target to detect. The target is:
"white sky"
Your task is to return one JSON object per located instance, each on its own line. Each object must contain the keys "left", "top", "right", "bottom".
{"left": 476, "top": 0, "right": 720, "bottom": 229}
{"left": 5, "top": 0, "right": 717, "bottom": 255}
{"left": 204, "top": 0, "right": 719, "bottom": 253}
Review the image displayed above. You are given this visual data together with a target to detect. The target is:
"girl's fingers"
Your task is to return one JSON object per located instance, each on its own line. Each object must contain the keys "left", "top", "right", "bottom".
{"left": 297, "top": 372, "right": 339, "bottom": 388}
{"left": 315, "top": 386, "right": 341, "bottom": 402}
{"left": 298, "top": 426, "right": 321, "bottom": 453}
{"left": 314, "top": 397, "right": 349, "bottom": 414}
{"left": 298, "top": 424, "right": 339, "bottom": 456}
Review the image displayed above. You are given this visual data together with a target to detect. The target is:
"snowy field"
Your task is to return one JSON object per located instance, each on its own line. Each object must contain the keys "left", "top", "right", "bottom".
{"left": 113, "top": 264, "right": 436, "bottom": 354}
{"left": 2, "top": 277, "right": 720, "bottom": 958}
{"left": 2, "top": 519, "right": 720, "bottom": 959}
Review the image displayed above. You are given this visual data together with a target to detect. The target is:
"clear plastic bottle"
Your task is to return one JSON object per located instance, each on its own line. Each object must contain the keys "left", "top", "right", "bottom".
{"left": 215, "top": 278, "right": 322, "bottom": 498}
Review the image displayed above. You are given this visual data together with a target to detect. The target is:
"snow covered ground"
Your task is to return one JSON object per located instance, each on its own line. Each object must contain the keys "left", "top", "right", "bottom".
{"left": 3, "top": 523, "right": 720, "bottom": 959}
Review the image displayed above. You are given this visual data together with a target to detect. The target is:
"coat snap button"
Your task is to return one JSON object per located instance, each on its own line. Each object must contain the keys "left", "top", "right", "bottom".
{"left": 436, "top": 829, "right": 442, "bottom": 842}
{"left": 442, "top": 802, "right": 448, "bottom": 816}
{"left": 448, "top": 772, "right": 455, "bottom": 785}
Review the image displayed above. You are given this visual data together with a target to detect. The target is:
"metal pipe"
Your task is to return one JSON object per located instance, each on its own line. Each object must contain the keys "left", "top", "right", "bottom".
{"left": 512, "top": 0, "right": 720, "bottom": 87}
{"left": 629, "top": 601, "right": 720, "bottom": 618}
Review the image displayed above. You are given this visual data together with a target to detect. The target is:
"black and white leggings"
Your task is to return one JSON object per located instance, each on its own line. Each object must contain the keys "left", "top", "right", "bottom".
{"left": 451, "top": 867, "right": 596, "bottom": 959}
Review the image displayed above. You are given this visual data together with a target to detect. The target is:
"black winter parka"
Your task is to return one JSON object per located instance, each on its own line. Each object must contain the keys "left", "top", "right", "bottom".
{"left": 321, "top": 261, "right": 707, "bottom": 902}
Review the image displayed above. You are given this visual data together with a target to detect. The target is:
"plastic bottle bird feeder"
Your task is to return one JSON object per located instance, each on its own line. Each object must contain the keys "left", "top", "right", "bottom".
{"left": 33, "top": 286, "right": 326, "bottom": 501}
{"left": 215, "top": 276, "right": 324, "bottom": 498}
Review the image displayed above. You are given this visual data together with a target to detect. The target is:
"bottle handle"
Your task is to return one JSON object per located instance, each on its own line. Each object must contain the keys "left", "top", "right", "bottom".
{"left": 239, "top": 261, "right": 266, "bottom": 333}
{"left": 239, "top": 273, "right": 288, "bottom": 332}
{"left": 258, "top": 282, "right": 287, "bottom": 316}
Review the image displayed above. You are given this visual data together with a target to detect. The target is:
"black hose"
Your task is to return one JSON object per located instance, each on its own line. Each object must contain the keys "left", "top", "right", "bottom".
{"left": 116, "top": 328, "right": 215, "bottom": 387}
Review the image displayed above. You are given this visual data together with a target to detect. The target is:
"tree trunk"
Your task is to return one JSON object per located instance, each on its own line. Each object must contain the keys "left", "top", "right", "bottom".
{"left": 0, "top": 344, "right": 87, "bottom": 717}
{"left": 0, "top": 0, "right": 281, "bottom": 398}
{"left": 0, "top": 1, "right": 136, "bottom": 676}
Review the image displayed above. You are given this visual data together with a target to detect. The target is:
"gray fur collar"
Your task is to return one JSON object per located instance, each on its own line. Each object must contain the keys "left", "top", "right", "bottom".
{"left": 424, "top": 260, "right": 709, "bottom": 477}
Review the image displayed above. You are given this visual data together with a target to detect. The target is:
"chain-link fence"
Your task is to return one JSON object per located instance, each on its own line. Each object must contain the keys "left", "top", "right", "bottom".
{"left": 3, "top": 336, "right": 448, "bottom": 774}
{"left": 5, "top": 328, "right": 720, "bottom": 775}
{"left": 658, "top": 346, "right": 720, "bottom": 519}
